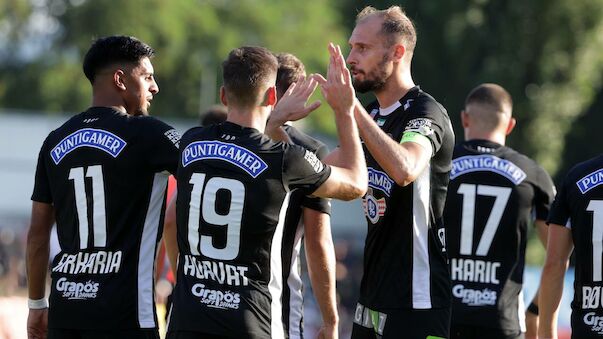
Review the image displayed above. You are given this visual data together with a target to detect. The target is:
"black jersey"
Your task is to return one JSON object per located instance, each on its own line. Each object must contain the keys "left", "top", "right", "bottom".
{"left": 359, "top": 86, "right": 454, "bottom": 310}
{"left": 280, "top": 125, "right": 331, "bottom": 339}
{"left": 548, "top": 154, "right": 603, "bottom": 336}
{"left": 31, "top": 107, "right": 180, "bottom": 330}
{"left": 168, "top": 122, "right": 331, "bottom": 339}
{"left": 444, "top": 140, "right": 555, "bottom": 331}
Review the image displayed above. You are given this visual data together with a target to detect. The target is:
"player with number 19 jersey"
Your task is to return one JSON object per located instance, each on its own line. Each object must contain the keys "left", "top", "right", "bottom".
{"left": 444, "top": 140, "right": 555, "bottom": 332}
{"left": 548, "top": 155, "right": 603, "bottom": 337}
{"left": 168, "top": 121, "right": 331, "bottom": 338}
{"left": 31, "top": 107, "right": 180, "bottom": 330}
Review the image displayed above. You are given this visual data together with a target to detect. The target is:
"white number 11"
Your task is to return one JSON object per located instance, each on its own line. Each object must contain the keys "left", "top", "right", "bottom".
{"left": 69, "top": 165, "right": 107, "bottom": 249}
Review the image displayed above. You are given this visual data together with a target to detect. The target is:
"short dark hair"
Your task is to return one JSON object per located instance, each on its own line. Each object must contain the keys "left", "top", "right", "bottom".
{"left": 357, "top": 6, "right": 417, "bottom": 53}
{"left": 465, "top": 83, "right": 513, "bottom": 131}
{"left": 199, "top": 105, "right": 228, "bottom": 127}
{"left": 465, "top": 83, "right": 513, "bottom": 111}
{"left": 221, "top": 46, "right": 278, "bottom": 107}
{"left": 83, "top": 36, "right": 155, "bottom": 84}
{"left": 275, "top": 53, "right": 306, "bottom": 99}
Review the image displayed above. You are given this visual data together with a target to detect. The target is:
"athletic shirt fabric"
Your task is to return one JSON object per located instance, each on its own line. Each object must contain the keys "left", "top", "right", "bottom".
{"left": 548, "top": 154, "right": 603, "bottom": 336}
{"left": 168, "top": 122, "right": 331, "bottom": 338}
{"left": 31, "top": 106, "right": 180, "bottom": 330}
{"left": 359, "top": 86, "right": 455, "bottom": 310}
{"left": 280, "top": 125, "right": 331, "bottom": 339}
{"left": 444, "top": 139, "right": 555, "bottom": 331}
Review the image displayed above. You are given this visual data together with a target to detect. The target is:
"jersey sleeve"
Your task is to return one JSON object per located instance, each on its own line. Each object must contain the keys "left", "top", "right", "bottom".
{"left": 400, "top": 99, "right": 447, "bottom": 156}
{"left": 143, "top": 118, "right": 181, "bottom": 176}
{"left": 532, "top": 165, "right": 556, "bottom": 221}
{"left": 31, "top": 137, "right": 53, "bottom": 203}
{"left": 300, "top": 143, "right": 331, "bottom": 214}
{"left": 547, "top": 176, "right": 571, "bottom": 228}
{"left": 282, "top": 144, "right": 331, "bottom": 194}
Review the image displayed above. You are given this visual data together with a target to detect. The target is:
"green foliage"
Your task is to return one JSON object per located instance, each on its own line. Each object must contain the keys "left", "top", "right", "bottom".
{"left": 1, "top": 0, "right": 603, "bottom": 167}
{"left": 338, "top": 0, "right": 603, "bottom": 176}
{"left": 0, "top": 0, "right": 346, "bottom": 132}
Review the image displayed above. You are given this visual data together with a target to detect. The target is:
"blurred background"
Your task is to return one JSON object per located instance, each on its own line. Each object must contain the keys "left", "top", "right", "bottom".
{"left": 2, "top": 0, "right": 602, "bottom": 337}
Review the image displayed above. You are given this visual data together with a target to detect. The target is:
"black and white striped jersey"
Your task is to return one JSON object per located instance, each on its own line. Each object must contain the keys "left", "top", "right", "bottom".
{"left": 444, "top": 140, "right": 555, "bottom": 332}
{"left": 168, "top": 122, "right": 331, "bottom": 339}
{"left": 358, "top": 86, "right": 455, "bottom": 310}
{"left": 280, "top": 125, "right": 331, "bottom": 339}
{"left": 31, "top": 106, "right": 180, "bottom": 330}
{"left": 548, "top": 154, "right": 603, "bottom": 337}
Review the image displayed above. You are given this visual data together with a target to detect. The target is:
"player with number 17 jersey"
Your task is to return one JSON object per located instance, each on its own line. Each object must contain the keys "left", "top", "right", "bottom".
{"left": 168, "top": 122, "right": 331, "bottom": 338}
{"left": 547, "top": 155, "right": 603, "bottom": 338}
{"left": 31, "top": 107, "right": 180, "bottom": 330}
{"left": 444, "top": 140, "right": 555, "bottom": 333}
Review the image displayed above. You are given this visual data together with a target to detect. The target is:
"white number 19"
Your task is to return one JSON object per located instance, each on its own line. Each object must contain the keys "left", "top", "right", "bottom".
{"left": 188, "top": 173, "right": 244, "bottom": 260}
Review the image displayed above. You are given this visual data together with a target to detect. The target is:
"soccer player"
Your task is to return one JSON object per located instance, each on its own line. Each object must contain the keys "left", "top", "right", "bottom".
{"left": 166, "top": 44, "right": 366, "bottom": 339}
{"left": 443, "top": 84, "right": 555, "bottom": 339}
{"left": 271, "top": 52, "right": 338, "bottom": 339}
{"left": 539, "top": 155, "right": 603, "bottom": 339}
{"left": 332, "top": 6, "right": 454, "bottom": 339}
{"left": 26, "top": 36, "right": 180, "bottom": 339}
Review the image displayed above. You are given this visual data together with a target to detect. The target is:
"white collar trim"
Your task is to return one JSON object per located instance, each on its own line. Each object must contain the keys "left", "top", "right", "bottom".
{"left": 379, "top": 101, "right": 402, "bottom": 116}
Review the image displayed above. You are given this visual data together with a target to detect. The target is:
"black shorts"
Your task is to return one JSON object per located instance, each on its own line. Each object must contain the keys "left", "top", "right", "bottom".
{"left": 351, "top": 303, "right": 450, "bottom": 339}
{"left": 571, "top": 309, "right": 603, "bottom": 338}
{"left": 450, "top": 324, "right": 523, "bottom": 339}
{"left": 166, "top": 331, "right": 233, "bottom": 339}
{"left": 48, "top": 328, "right": 159, "bottom": 339}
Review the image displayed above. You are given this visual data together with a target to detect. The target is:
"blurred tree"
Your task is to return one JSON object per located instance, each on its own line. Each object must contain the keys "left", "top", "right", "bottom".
{"left": 2, "top": 0, "right": 603, "bottom": 170}
{"left": 337, "top": 0, "right": 603, "bottom": 176}
{"left": 0, "top": 0, "right": 346, "bottom": 133}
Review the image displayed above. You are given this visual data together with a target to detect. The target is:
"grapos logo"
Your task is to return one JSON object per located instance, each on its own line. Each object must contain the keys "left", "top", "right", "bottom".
{"left": 55, "top": 277, "right": 99, "bottom": 300}
{"left": 452, "top": 284, "right": 497, "bottom": 306}
{"left": 583, "top": 312, "right": 603, "bottom": 334}
{"left": 192, "top": 283, "right": 241, "bottom": 310}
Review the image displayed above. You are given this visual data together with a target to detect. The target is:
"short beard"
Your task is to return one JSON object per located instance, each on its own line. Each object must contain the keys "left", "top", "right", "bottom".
{"left": 352, "top": 54, "right": 390, "bottom": 94}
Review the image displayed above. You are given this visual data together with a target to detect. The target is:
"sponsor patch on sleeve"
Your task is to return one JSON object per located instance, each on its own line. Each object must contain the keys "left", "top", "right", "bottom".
{"left": 303, "top": 150, "right": 324, "bottom": 173}
{"left": 404, "top": 118, "right": 435, "bottom": 136}
{"left": 164, "top": 129, "right": 181, "bottom": 148}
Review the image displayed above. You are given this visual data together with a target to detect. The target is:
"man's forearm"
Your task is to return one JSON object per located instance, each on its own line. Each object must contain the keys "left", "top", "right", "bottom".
{"left": 26, "top": 236, "right": 50, "bottom": 300}
{"left": 163, "top": 195, "right": 179, "bottom": 277}
{"left": 538, "top": 261, "right": 567, "bottom": 339}
{"left": 353, "top": 102, "right": 427, "bottom": 186}
{"left": 304, "top": 209, "right": 338, "bottom": 327}
{"left": 26, "top": 202, "right": 54, "bottom": 300}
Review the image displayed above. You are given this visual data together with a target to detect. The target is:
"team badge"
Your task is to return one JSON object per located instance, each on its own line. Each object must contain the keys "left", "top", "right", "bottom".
{"left": 362, "top": 188, "right": 386, "bottom": 224}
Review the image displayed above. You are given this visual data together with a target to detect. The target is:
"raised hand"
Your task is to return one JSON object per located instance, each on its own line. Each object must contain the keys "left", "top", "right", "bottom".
{"left": 270, "top": 75, "right": 322, "bottom": 126}
{"left": 316, "top": 43, "right": 355, "bottom": 116}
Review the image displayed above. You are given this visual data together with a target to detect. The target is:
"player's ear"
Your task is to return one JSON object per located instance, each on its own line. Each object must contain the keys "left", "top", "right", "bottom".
{"left": 220, "top": 86, "right": 228, "bottom": 106}
{"left": 460, "top": 110, "right": 470, "bottom": 128}
{"left": 262, "top": 86, "right": 277, "bottom": 107}
{"left": 392, "top": 43, "right": 406, "bottom": 63}
{"left": 505, "top": 117, "right": 516, "bottom": 135}
{"left": 114, "top": 69, "right": 127, "bottom": 91}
